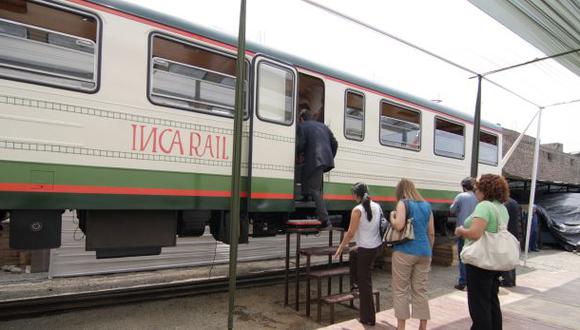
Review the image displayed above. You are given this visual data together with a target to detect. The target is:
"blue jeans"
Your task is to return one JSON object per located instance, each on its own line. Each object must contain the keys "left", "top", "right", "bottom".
{"left": 529, "top": 216, "right": 539, "bottom": 251}
{"left": 458, "top": 238, "right": 467, "bottom": 286}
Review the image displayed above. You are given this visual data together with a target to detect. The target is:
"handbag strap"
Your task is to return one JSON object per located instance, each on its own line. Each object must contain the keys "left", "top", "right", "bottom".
{"left": 490, "top": 202, "right": 507, "bottom": 233}
{"left": 402, "top": 200, "right": 411, "bottom": 230}
{"left": 378, "top": 204, "right": 384, "bottom": 230}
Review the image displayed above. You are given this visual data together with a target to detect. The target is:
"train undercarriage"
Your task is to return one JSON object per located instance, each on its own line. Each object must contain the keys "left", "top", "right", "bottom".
{"left": 5, "top": 202, "right": 452, "bottom": 259}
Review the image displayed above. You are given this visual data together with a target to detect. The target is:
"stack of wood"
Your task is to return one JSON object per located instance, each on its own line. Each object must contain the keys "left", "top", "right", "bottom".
{"left": 375, "top": 246, "right": 394, "bottom": 271}
{"left": 0, "top": 222, "right": 20, "bottom": 267}
{"left": 432, "top": 237, "right": 458, "bottom": 266}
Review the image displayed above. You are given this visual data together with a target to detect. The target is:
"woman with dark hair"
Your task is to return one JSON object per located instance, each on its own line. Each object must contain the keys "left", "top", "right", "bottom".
{"left": 455, "top": 174, "right": 510, "bottom": 330}
{"left": 390, "top": 178, "right": 435, "bottom": 330}
{"left": 334, "top": 182, "right": 383, "bottom": 325}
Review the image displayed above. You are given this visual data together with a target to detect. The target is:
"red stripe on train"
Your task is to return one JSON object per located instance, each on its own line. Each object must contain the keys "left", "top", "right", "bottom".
{"left": 0, "top": 183, "right": 452, "bottom": 203}
{"left": 70, "top": 0, "right": 248, "bottom": 53}
{"left": 0, "top": 183, "right": 291, "bottom": 199}
{"left": 323, "top": 193, "right": 452, "bottom": 204}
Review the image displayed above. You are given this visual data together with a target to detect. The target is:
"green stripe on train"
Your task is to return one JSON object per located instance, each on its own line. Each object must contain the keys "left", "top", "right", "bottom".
{"left": 0, "top": 160, "right": 289, "bottom": 192}
{"left": 324, "top": 182, "right": 458, "bottom": 201}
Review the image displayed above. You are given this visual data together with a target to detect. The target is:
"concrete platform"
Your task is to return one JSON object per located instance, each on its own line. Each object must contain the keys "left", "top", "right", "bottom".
{"left": 320, "top": 262, "right": 580, "bottom": 330}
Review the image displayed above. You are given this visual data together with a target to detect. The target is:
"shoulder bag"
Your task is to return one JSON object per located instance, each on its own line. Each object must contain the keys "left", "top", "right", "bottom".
{"left": 460, "top": 203, "right": 520, "bottom": 271}
{"left": 379, "top": 206, "right": 388, "bottom": 239}
{"left": 383, "top": 200, "right": 415, "bottom": 246}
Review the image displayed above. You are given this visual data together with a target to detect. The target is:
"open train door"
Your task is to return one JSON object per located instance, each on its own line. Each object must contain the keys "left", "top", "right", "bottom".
{"left": 248, "top": 56, "right": 297, "bottom": 217}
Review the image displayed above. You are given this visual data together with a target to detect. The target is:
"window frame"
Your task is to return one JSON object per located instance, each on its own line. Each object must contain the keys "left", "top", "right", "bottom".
{"left": 433, "top": 116, "right": 466, "bottom": 160}
{"left": 147, "top": 32, "right": 250, "bottom": 120}
{"left": 0, "top": 0, "right": 102, "bottom": 94}
{"left": 378, "top": 99, "right": 422, "bottom": 152}
{"left": 478, "top": 130, "right": 499, "bottom": 166}
{"left": 255, "top": 58, "right": 296, "bottom": 127}
{"left": 343, "top": 89, "right": 365, "bottom": 142}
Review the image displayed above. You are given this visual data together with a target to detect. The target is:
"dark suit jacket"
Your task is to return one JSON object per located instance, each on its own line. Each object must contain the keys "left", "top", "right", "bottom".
{"left": 505, "top": 197, "right": 522, "bottom": 240}
{"left": 297, "top": 120, "right": 338, "bottom": 174}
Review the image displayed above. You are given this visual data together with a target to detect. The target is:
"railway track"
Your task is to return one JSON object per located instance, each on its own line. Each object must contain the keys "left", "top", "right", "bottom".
{"left": 0, "top": 269, "right": 292, "bottom": 320}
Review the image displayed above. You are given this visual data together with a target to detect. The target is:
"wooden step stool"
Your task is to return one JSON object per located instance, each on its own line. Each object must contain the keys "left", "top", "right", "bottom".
{"left": 307, "top": 267, "right": 350, "bottom": 322}
{"left": 320, "top": 289, "right": 380, "bottom": 324}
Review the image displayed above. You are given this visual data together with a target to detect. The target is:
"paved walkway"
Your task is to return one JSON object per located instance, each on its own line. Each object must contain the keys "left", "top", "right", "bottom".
{"left": 320, "top": 264, "right": 580, "bottom": 329}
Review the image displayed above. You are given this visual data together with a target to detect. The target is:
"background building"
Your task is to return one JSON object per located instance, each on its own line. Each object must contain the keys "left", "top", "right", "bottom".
{"left": 502, "top": 128, "right": 580, "bottom": 202}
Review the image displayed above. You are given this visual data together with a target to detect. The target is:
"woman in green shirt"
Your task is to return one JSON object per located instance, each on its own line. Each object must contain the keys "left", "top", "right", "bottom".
{"left": 455, "top": 174, "right": 510, "bottom": 330}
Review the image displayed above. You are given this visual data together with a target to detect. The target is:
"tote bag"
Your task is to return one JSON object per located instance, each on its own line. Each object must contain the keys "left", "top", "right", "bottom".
{"left": 460, "top": 204, "right": 520, "bottom": 271}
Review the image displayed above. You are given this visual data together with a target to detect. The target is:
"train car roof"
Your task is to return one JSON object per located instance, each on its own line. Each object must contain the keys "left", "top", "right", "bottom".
{"left": 86, "top": 0, "right": 501, "bottom": 131}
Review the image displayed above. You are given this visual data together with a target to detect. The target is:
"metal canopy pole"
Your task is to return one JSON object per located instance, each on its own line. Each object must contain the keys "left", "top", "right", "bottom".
{"left": 523, "top": 107, "right": 543, "bottom": 266}
{"left": 228, "top": 0, "right": 246, "bottom": 329}
{"left": 500, "top": 109, "right": 540, "bottom": 167}
{"left": 470, "top": 75, "right": 482, "bottom": 178}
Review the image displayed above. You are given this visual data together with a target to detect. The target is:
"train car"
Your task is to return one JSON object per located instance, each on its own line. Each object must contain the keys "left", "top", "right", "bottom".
{"left": 0, "top": 0, "right": 501, "bottom": 257}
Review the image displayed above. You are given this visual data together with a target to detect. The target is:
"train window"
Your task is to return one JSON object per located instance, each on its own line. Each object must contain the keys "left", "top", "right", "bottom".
{"left": 344, "top": 90, "right": 365, "bottom": 141}
{"left": 256, "top": 62, "right": 294, "bottom": 125}
{"left": 149, "top": 34, "right": 248, "bottom": 118}
{"left": 479, "top": 131, "right": 498, "bottom": 166}
{"left": 379, "top": 101, "right": 421, "bottom": 150}
{"left": 0, "top": 1, "right": 99, "bottom": 92}
{"left": 434, "top": 118, "right": 465, "bottom": 159}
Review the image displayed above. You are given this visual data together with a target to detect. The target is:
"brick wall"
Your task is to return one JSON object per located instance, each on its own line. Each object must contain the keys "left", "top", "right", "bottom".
{"left": 503, "top": 128, "right": 580, "bottom": 184}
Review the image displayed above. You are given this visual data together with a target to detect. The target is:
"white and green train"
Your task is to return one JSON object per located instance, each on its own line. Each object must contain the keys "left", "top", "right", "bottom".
{"left": 0, "top": 0, "right": 501, "bottom": 256}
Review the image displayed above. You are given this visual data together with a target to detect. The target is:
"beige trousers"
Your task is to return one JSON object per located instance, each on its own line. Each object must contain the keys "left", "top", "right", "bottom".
{"left": 392, "top": 251, "right": 431, "bottom": 320}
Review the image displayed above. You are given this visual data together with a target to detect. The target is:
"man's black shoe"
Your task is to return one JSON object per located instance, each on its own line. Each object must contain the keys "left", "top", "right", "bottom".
{"left": 454, "top": 284, "right": 466, "bottom": 291}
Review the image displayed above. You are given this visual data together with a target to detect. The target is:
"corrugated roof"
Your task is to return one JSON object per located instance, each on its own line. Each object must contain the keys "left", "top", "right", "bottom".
{"left": 470, "top": 0, "right": 580, "bottom": 78}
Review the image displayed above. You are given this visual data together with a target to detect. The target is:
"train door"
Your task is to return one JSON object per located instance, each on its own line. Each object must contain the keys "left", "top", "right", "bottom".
{"left": 294, "top": 73, "right": 326, "bottom": 201}
{"left": 249, "top": 56, "right": 298, "bottom": 212}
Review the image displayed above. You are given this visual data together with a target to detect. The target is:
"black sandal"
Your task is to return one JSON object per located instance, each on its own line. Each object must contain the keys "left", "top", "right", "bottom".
{"left": 358, "top": 319, "right": 375, "bottom": 326}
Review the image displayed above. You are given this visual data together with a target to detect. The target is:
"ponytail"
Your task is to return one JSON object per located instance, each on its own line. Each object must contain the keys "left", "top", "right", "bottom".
{"left": 362, "top": 192, "right": 372, "bottom": 221}
{"left": 351, "top": 182, "right": 373, "bottom": 222}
